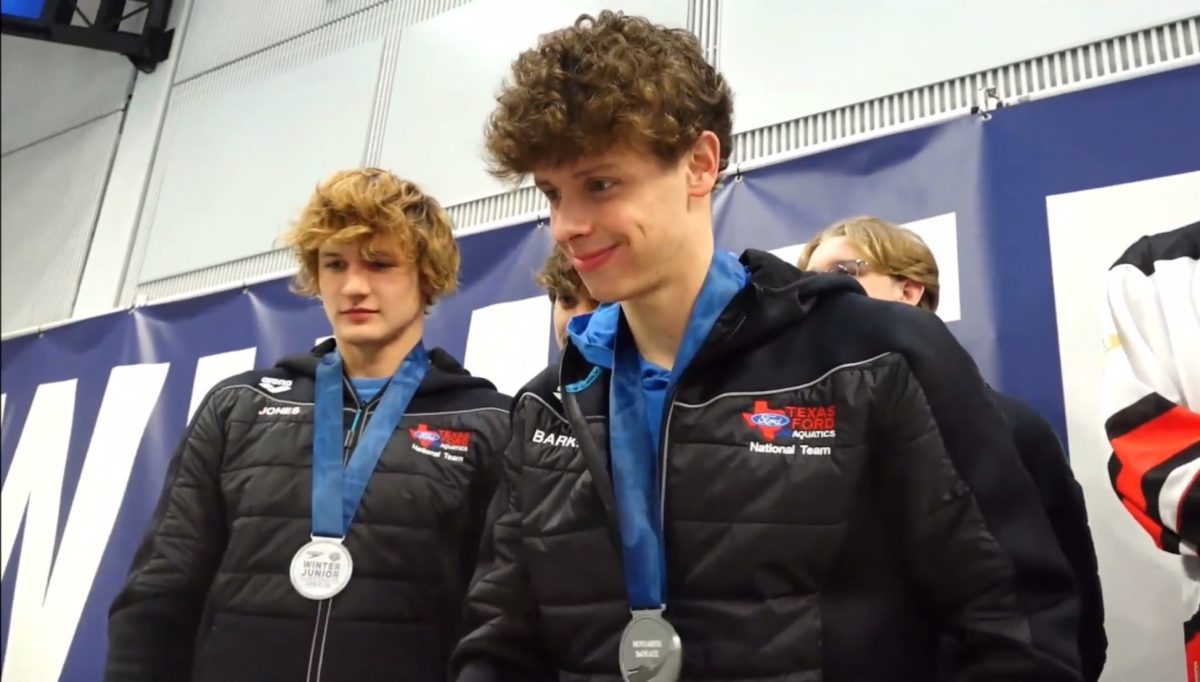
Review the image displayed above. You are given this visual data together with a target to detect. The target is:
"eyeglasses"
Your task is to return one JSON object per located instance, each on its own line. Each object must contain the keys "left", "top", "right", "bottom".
{"left": 825, "top": 259, "right": 873, "bottom": 277}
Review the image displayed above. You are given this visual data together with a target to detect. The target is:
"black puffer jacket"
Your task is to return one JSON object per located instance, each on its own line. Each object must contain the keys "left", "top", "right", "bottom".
{"left": 452, "top": 250, "right": 1082, "bottom": 681}
{"left": 991, "top": 390, "right": 1106, "bottom": 682}
{"left": 106, "top": 340, "right": 509, "bottom": 682}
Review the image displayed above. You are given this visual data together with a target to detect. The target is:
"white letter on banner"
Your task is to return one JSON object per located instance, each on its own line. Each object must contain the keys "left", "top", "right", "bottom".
{"left": 189, "top": 348, "right": 256, "bottom": 421}
{"left": 1, "top": 380, "right": 75, "bottom": 584}
{"left": 463, "top": 296, "right": 550, "bottom": 397}
{"left": 1, "top": 363, "right": 170, "bottom": 682}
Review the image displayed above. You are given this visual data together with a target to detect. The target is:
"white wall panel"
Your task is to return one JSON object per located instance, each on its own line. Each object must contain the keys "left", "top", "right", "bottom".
{"left": 1, "top": 113, "right": 122, "bottom": 333}
{"left": 0, "top": 36, "right": 133, "bottom": 154}
{"left": 721, "top": 0, "right": 1200, "bottom": 134}
{"left": 73, "top": 0, "right": 198, "bottom": 318}
{"left": 136, "top": 38, "right": 384, "bottom": 283}
{"left": 378, "top": 0, "right": 690, "bottom": 207}
{"left": 175, "top": 0, "right": 381, "bottom": 82}
{"left": 175, "top": 0, "right": 469, "bottom": 83}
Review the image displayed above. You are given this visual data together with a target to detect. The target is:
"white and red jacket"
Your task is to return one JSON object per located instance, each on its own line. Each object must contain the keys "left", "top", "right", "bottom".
{"left": 1101, "top": 221, "right": 1200, "bottom": 674}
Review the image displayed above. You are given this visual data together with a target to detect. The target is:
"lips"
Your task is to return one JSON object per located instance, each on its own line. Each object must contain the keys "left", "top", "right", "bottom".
{"left": 570, "top": 245, "right": 618, "bottom": 273}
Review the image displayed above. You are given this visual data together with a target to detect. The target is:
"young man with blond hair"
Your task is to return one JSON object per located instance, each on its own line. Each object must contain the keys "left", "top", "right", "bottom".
{"left": 453, "top": 11, "right": 1082, "bottom": 682}
{"left": 536, "top": 247, "right": 599, "bottom": 350}
{"left": 803, "top": 215, "right": 1107, "bottom": 682}
{"left": 106, "top": 169, "right": 510, "bottom": 681}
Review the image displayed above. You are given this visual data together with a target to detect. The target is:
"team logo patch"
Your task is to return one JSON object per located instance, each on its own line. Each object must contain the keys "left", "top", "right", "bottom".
{"left": 408, "top": 423, "right": 470, "bottom": 462}
{"left": 741, "top": 400, "right": 837, "bottom": 455}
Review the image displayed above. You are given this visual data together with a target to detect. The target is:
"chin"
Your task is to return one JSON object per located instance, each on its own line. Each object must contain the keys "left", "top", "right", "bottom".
{"left": 579, "top": 274, "right": 631, "bottom": 304}
{"left": 334, "top": 328, "right": 384, "bottom": 347}
{"left": 590, "top": 280, "right": 651, "bottom": 305}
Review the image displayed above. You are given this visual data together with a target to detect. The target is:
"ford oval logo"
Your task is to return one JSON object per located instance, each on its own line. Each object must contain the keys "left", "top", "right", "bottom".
{"left": 414, "top": 430, "right": 441, "bottom": 446}
{"left": 750, "top": 413, "right": 789, "bottom": 428}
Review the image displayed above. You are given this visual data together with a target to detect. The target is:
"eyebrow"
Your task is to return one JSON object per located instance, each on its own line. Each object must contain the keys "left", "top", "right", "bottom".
{"left": 535, "top": 162, "right": 621, "bottom": 188}
{"left": 571, "top": 162, "right": 619, "bottom": 179}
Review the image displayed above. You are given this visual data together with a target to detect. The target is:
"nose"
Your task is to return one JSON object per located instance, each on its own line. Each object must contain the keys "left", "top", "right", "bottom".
{"left": 340, "top": 263, "right": 370, "bottom": 298}
{"left": 549, "top": 197, "right": 593, "bottom": 245}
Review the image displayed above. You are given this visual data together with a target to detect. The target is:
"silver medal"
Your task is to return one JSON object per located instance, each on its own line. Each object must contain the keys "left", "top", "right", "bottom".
{"left": 289, "top": 536, "right": 353, "bottom": 600}
{"left": 619, "top": 609, "right": 682, "bottom": 682}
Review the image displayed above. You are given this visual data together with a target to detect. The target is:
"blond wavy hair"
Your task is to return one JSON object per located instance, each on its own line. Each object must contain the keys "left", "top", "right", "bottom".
{"left": 282, "top": 169, "right": 459, "bottom": 305}
{"left": 798, "top": 216, "right": 940, "bottom": 312}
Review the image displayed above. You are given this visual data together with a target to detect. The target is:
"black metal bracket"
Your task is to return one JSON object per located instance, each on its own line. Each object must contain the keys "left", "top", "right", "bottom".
{"left": 2, "top": 1, "right": 174, "bottom": 73}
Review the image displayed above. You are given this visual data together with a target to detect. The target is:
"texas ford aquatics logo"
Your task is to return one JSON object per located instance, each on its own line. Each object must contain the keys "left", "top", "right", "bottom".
{"left": 408, "top": 423, "right": 470, "bottom": 462}
{"left": 741, "top": 400, "right": 836, "bottom": 455}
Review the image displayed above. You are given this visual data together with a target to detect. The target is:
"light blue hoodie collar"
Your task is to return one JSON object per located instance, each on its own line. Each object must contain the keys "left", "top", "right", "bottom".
{"left": 564, "top": 250, "right": 748, "bottom": 375}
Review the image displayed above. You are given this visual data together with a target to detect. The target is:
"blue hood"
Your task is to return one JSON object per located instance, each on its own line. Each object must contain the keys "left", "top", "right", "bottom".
{"left": 564, "top": 250, "right": 749, "bottom": 373}
{"left": 565, "top": 303, "right": 620, "bottom": 370}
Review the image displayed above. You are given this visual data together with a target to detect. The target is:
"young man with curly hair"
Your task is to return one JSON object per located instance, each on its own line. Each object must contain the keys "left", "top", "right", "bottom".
{"left": 802, "top": 216, "right": 1107, "bottom": 681}
{"left": 536, "top": 247, "right": 599, "bottom": 350}
{"left": 105, "top": 169, "right": 511, "bottom": 682}
{"left": 453, "top": 12, "right": 1083, "bottom": 682}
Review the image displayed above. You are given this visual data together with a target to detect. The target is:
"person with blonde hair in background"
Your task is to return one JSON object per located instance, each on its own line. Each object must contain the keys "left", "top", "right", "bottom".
{"left": 106, "top": 169, "right": 510, "bottom": 682}
{"left": 801, "top": 215, "right": 1107, "bottom": 681}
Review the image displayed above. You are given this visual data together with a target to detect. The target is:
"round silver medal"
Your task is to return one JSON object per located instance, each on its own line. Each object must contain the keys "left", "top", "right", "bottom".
{"left": 289, "top": 536, "right": 353, "bottom": 600}
{"left": 619, "top": 609, "right": 682, "bottom": 682}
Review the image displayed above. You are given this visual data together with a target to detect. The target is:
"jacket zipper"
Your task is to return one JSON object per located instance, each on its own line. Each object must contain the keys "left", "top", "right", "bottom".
{"left": 654, "top": 313, "right": 744, "bottom": 605}
{"left": 308, "top": 378, "right": 372, "bottom": 682}
{"left": 658, "top": 389, "right": 678, "bottom": 580}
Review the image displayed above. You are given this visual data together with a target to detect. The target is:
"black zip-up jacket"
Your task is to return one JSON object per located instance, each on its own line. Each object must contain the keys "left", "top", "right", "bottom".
{"left": 106, "top": 340, "right": 509, "bottom": 682}
{"left": 452, "top": 250, "right": 1083, "bottom": 681}
{"left": 937, "top": 390, "right": 1107, "bottom": 682}
{"left": 992, "top": 390, "right": 1106, "bottom": 682}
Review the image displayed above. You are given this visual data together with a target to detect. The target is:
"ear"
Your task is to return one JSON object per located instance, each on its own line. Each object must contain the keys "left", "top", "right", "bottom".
{"left": 898, "top": 279, "right": 926, "bottom": 307}
{"left": 685, "top": 131, "right": 721, "bottom": 198}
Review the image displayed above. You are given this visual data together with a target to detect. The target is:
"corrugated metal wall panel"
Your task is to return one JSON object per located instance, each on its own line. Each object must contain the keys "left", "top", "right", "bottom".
{"left": 135, "top": 249, "right": 297, "bottom": 303}
{"left": 0, "top": 36, "right": 134, "bottom": 154}
{"left": 175, "top": 0, "right": 384, "bottom": 83}
{"left": 688, "top": 0, "right": 720, "bottom": 67}
{"left": 176, "top": 0, "right": 470, "bottom": 83}
{"left": 724, "top": 15, "right": 1199, "bottom": 165}
{"left": 131, "top": 0, "right": 471, "bottom": 303}
{"left": 1, "top": 113, "right": 123, "bottom": 333}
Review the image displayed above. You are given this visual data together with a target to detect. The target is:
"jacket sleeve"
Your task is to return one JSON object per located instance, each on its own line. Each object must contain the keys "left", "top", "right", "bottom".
{"left": 104, "top": 388, "right": 229, "bottom": 681}
{"left": 452, "top": 396, "right": 554, "bottom": 682}
{"left": 876, "top": 310, "right": 1082, "bottom": 681}
{"left": 1000, "top": 395, "right": 1107, "bottom": 682}
{"left": 1101, "top": 257, "right": 1200, "bottom": 554}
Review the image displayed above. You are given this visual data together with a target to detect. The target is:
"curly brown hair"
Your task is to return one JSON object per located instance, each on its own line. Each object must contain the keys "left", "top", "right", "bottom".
{"left": 485, "top": 10, "right": 733, "bottom": 181}
{"left": 282, "top": 168, "right": 459, "bottom": 305}
{"left": 535, "top": 247, "right": 592, "bottom": 305}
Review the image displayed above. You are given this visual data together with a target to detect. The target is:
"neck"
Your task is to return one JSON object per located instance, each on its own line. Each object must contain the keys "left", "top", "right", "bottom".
{"left": 622, "top": 239, "right": 714, "bottom": 370}
{"left": 337, "top": 320, "right": 424, "bottom": 379}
